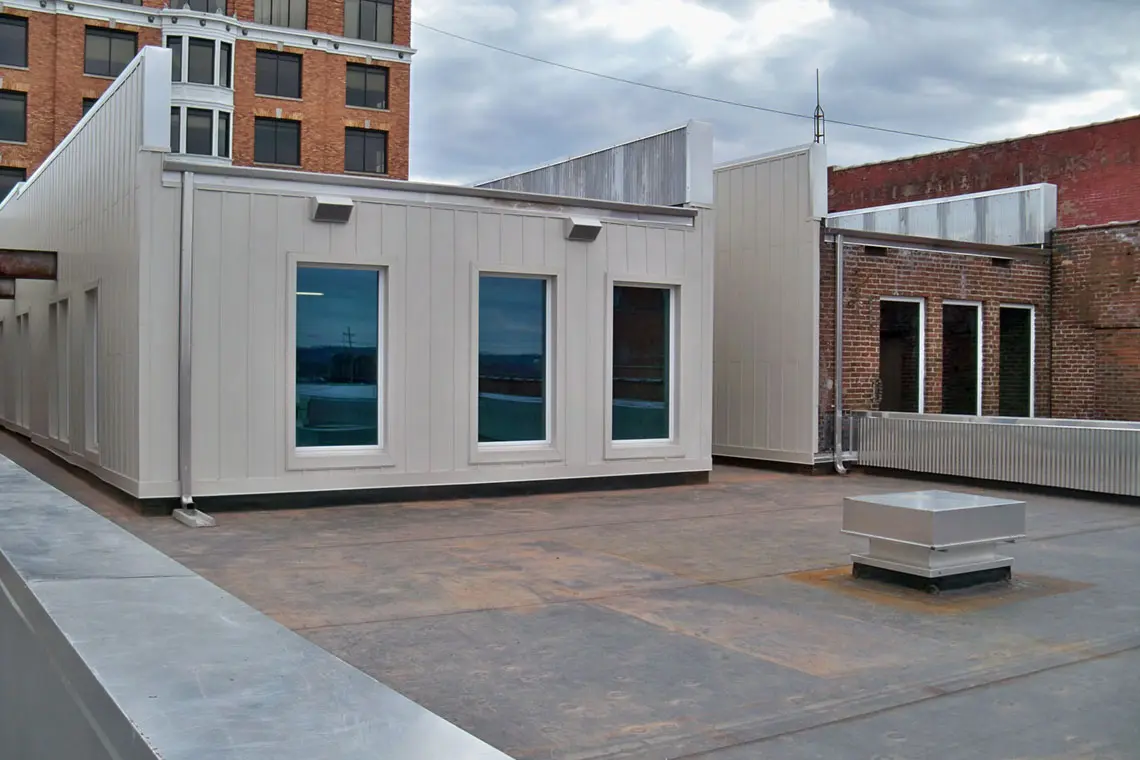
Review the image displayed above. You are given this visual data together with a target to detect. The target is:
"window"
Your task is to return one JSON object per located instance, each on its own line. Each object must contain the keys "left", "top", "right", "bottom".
{"left": 295, "top": 267, "right": 381, "bottom": 449}
{"left": 999, "top": 305, "right": 1034, "bottom": 417}
{"left": 254, "top": 117, "right": 300, "bottom": 165}
{"left": 49, "top": 299, "right": 70, "bottom": 443}
{"left": 344, "top": 0, "right": 393, "bottom": 43}
{"left": 612, "top": 286, "right": 672, "bottom": 441}
{"left": 478, "top": 275, "right": 549, "bottom": 445}
{"left": 255, "top": 50, "right": 302, "bottom": 98}
{"left": 344, "top": 128, "right": 387, "bottom": 174}
{"left": 167, "top": 36, "right": 182, "bottom": 81}
{"left": 82, "top": 97, "right": 99, "bottom": 116}
{"left": 255, "top": 0, "right": 306, "bottom": 29}
{"left": 187, "top": 37, "right": 214, "bottom": 84}
{"left": 185, "top": 108, "right": 213, "bottom": 155}
{"left": 84, "top": 28, "right": 137, "bottom": 78}
{"left": 0, "top": 91, "right": 26, "bottom": 143}
{"left": 0, "top": 15, "right": 28, "bottom": 68}
{"left": 169, "top": 107, "right": 180, "bottom": 152}
{"left": 176, "top": 0, "right": 226, "bottom": 12}
{"left": 879, "top": 298, "right": 924, "bottom": 413}
{"left": 941, "top": 302, "right": 981, "bottom": 415}
{"left": 219, "top": 41, "right": 232, "bottom": 88}
{"left": 84, "top": 289, "right": 98, "bottom": 453}
{"left": 0, "top": 166, "right": 25, "bottom": 200}
{"left": 216, "top": 112, "right": 230, "bottom": 158}
{"left": 346, "top": 63, "right": 388, "bottom": 109}
{"left": 168, "top": 36, "right": 231, "bottom": 87}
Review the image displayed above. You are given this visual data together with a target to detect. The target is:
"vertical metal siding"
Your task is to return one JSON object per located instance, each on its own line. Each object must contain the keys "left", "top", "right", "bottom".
{"left": 711, "top": 147, "right": 823, "bottom": 464}
{"left": 857, "top": 413, "right": 1140, "bottom": 497}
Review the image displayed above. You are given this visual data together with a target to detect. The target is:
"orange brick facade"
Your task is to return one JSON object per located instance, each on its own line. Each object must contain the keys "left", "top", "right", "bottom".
{"left": 0, "top": 0, "right": 410, "bottom": 181}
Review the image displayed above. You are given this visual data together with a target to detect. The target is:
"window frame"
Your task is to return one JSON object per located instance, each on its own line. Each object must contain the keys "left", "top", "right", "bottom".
{"left": 345, "top": 62, "right": 389, "bottom": 110}
{"left": 254, "top": 0, "right": 308, "bottom": 29}
{"left": 604, "top": 275, "right": 684, "bottom": 460}
{"left": 998, "top": 303, "right": 1036, "bottom": 418}
{"left": 941, "top": 299, "right": 983, "bottom": 416}
{"left": 0, "top": 166, "right": 26, "bottom": 201}
{"left": 0, "top": 90, "right": 27, "bottom": 143}
{"left": 0, "top": 15, "right": 29, "bottom": 69}
{"left": 255, "top": 49, "right": 303, "bottom": 99}
{"left": 81, "top": 97, "right": 99, "bottom": 117}
{"left": 343, "top": 126, "right": 388, "bottom": 175}
{"left": 878, "top": 295, "right": 926, "bottom": 414}
{"left": 470, "top": 264, "right": 563, "bottom": 465}
{"left": 344, "top": 0, "right": 394, "bottom": 43}
{"left": 165, "top": 35, "right": 234, "bottom": 89}
{"left": 285, "top": 256, "right": 393, "bottom": 471}
{"left": 84, "top": 26, "right": 138, "bottom": 79}
{"left": 253, "top": 116, "right": 301, "bottom": 166}
{"left": 169, "top": 105, "right": 232, "bottom": 158}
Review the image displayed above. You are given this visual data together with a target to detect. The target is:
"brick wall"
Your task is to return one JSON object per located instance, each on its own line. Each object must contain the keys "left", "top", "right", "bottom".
{"left": 1051, "top": 222, "right": 1140, "bottom": 421}
{"left": 819, "top": 241, "right": 1052, "bottom": 449}
{"left": 829, "top": 115, "right": 1140, "bottom": 228}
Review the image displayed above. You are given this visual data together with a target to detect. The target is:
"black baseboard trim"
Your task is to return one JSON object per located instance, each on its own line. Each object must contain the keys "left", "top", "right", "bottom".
{"left": 712, "top": 455, "right": 821, "bottom": 475}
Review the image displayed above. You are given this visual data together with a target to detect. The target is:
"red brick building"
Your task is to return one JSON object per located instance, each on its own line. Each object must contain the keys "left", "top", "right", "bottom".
{"left": 0, "top": 0, "right": 412, "bottom": 201}
{"left": 825, "top": 116, "right": 1140, "bottom": 425}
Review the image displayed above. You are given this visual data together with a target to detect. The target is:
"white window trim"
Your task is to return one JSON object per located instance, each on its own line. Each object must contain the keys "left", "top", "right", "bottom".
{"left": 942, "top": 299, "right": 983, "bottom": 416}
{"left": 470, "top": 263, "right": 564, "bottom": 465}
{"left": 165, "top": 33, "right": 234, "bottom": 90}
{"left": 170, "top": 104, "right": 233, "bottom": 160}
{"left": 879, "top": 296, "right": 927, "bottom": 414}
{"left": 604, "top": 275, "right": 684, "bottom": 461}
{"left": 999, "top": 303, "right": 1036, "bottom": 418}
{"left": 285, "top": 256, "right": 393, "bottom": 471}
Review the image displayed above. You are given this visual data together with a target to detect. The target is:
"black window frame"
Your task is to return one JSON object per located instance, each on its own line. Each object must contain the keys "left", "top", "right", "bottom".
{"left": 81, "top": 97, "right": 99, "bottom": 116}
{"left": 0, "top": 91, "right": 27, "bottom": 143}
{"left": 345, "top": 63, "right": 388, "bottom": 110}
{"left": 344, "top": 127, "right": 388, "bottom": 175}
{"left": 0, "top": 15, "right": 28, "bottom": 69}
{"left": 0, "top": 166, "right": 26, "bottom": 201}
{"left": 255, "top": 50, "right": 302, "bottom": 99}
{"left": 170, "top": 107, "right": 181, "bottom": 153}
{"left": 344, "top": 0, "right": 393, "bottom": 44}
{"left": 84, "top": 27, "right": 138, "bottom": 79}
{"left": 254, "top": 117, "right": 300, "bottom": 166}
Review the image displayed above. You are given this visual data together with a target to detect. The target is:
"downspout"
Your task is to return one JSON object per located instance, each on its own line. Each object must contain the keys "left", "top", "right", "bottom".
{"left": 834, "top": 231, "right": 848, "bottom": 475}
{"left": 172, "top": 171, "right": 216, "bottom": 528}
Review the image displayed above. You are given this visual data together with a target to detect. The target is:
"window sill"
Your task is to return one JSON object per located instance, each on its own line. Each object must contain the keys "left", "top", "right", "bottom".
{"left": 254, "top": 93, "right": 304, "bottom": 102}
{"left": 605, "top": 441, "right": 686, "bottom": 461}
{"left": 0, "top": 64, "right": 29, "bottom": 72}
{"left": 84, "top": 73, "right": 119, "bottom": 81}
{"left": 470, "top": 443, "right": 563, "bottom": 465}
{"left": 0, "top": 139, "right": 27, "bottom": 146}
{"left": 253, "top": 161, "right": 303, "bottom": 170}
{"left": 346, "top": 104, "right": 390, "bottom": 113}
{"left": 344, "top": 169, "right": 391, "bottom": 178}
{"left": 287, "top": 447, "right": 395, "bottom": 471}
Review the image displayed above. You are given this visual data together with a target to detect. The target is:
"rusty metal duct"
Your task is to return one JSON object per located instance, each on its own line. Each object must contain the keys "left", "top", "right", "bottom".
{"left": 0, "top": 250, "right": 58, "bottom": 279}
{"left": 0, "top": 278, "right": 14, "bottom": 298}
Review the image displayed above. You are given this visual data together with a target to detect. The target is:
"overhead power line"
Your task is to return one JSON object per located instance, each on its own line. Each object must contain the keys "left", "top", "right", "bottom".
{"left": 413, "top": 21, "right": 981, "bottom": 147}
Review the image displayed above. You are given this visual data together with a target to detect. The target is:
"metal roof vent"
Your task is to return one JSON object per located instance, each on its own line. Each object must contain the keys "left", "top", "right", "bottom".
{"left": 564, "top": 216, "right": 602, "bottom": 243}
{"left": 310, "top": 195, "right": 354, "bottom": 224}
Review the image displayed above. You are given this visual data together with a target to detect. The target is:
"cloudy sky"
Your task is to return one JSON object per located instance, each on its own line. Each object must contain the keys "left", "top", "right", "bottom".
{"left": 406, "top": 0, "right": 1140, "bottom": 185}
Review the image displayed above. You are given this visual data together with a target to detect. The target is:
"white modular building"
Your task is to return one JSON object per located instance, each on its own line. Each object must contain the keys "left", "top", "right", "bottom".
{"left": 0, "top": 47, "right": 715, "bottom": 507}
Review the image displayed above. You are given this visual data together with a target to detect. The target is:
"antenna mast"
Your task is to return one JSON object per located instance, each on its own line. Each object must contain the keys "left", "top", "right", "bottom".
{"left": 814, "top": 68, "right": 826, "bottom": 144}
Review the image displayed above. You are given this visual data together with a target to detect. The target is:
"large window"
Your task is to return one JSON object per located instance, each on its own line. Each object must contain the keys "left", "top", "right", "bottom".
{"left": 879, "top": 298, "right": 924, "bottom": 412}
{"left": 256, "top": 50, "right": 302, "bottom": 98}
{"left": 84, "top": 28, "right": 137, "bottom": 78}
{"left": 942, "top": 301, "right": 981, "bottom": 415}
{"left": 0, "top": 15, "right": 28, "bottom": 68}
{"left": 612, "top": 285, "right": 672, "bottom": 441}
{"left": 478, "top": 275, "right": 549, "bottom": 445}
{"left": 185, "top": 108, "right": 213, "bottom": 155}
{"left": 999, "top": 305, "right": 1034, "bottom": 417}
{"left": 168, "top": 36, "right": 232, "bottom": 88}
{"left": 344, "top": 0, "right": 393, "bottom": 43}
{"left": 0, "top": 91, "right": 26, "bottom": 142}
{"left": 295, "top": 266, "right": 381, "bottom": 449}
{"left": 255, "top": 0, "right": 306, "bottom": 29}
{"left": 344, "top": 127, "right": 387, "bottom": 174}
{"left": 0, "top": 166, "right": 25, "bottom": 200}
{"left": 170, "top": 106, "right": 230, "bottom": 158}
{"left": 346, "top": 63, "right": 388, "bottom": 109}
{"left": 254, "top": 117, "right": 300, "bottom": 165}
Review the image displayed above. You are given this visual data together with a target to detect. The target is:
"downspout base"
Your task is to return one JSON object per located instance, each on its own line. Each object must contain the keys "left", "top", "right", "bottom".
{"left": 173, "top": 504, "right": 217, "bottom": 528}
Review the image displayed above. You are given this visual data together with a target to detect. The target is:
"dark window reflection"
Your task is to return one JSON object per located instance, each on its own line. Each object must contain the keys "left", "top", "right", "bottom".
{"left": 478, "top": 275, "right": 546, "bottom": 443}
{"left": 295, "top": 267, "right": 379, "bottom": 448}
{"left": 999, "top": 307, "right": 1033, "bottom": 417}
{"left": 613, "top": 286, "right": 670, "bottom": 440}
{"left": 942, "top": 304, "right": 980, "bottom": 415}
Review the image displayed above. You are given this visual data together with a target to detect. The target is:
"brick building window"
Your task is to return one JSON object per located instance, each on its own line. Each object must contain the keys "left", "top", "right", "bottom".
{"left": 177, "top": 0, "right": 226, "bottom": 12}
{"left": 254, "top": 117, "right": 300, "bottom": 166}
{"left": 941, "top": 301, "right": 982, "bottom": 415}
{"left": 170, "top": 106, "right": 231, "bottom": 158}
{"left": 879, "top": 298, "right": 924, "bottom": 412}
{"left": 344, "top": 127, "right": 387, "bottom": 174}
{"left": 0, "top": 166, "right": 25, "bottom": 201}
{"left": 255, "top": 50, "right": 302, "bottom": 98}
{"left": 0, "top": 15, "right": 28, "bottom": 69}
{"left": 167, "top": 36, "right": 232, "bottom": 88}
{"left": 82, "top": 97, "right": 99, "bottom": 116}
{"left": 999, "top": 305, "right": 1034, "bottom": 417}
{"left": 344, "top": 0, "right": 393, "bottom": 44}
{"left": 346, "top": 63, "right": 388, "bottom": 110}
{"left": 255, "top": 0, "right": 306, "bottom": 29}
{"left": 170, "top": 107, "right": 180, "bottom": 152}
{"left": 85, "top": 28, "right": 137, "bottom": 78}
{"left": 0, "top": 91, "right": 26, "bottom": 143}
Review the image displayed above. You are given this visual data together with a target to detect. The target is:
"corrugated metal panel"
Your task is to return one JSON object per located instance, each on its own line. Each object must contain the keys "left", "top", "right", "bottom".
{"left": 856, "top": 413, "right": 1140, "bottom": 497}
{"left": 0, "top": 49, "right": 169, "bottom": 494}
{"left": 711, "top": 144, "right": 826, "bottom": 464}
{"left": 829, "top": 184, "right": 1058, "bottom": 246}
{"left": 475, "top": 121, "right": 713, "bottom": 207}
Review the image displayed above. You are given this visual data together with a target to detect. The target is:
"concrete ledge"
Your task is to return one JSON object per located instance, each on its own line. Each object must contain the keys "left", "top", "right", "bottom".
{"left": 0, "top": 455, "right": 514, "bottom": 759}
